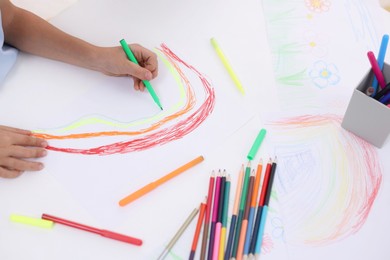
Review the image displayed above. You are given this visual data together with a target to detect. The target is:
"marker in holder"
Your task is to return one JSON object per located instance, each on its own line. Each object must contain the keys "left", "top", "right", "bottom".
{"left": 342, "top": 63, "right": 390, "bottom": 148}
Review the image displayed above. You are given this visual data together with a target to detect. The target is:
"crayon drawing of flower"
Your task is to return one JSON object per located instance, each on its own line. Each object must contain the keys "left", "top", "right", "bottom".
{"left": 308, "top": 61, "right": 340, "bottom": 89}
{"left": 305, "top": 0, "right": 331, "bottom": 13}
{"left": 303, "top": 31, "right": 329, "bottom": 57}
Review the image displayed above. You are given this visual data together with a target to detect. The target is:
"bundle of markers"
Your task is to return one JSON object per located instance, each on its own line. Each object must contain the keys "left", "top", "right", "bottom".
{"left": 156, "top": 128, "right": 279, "bottom": 260}
{"left": 190, "top": 158, "right": 278, "bottom": 260}
{"left": 366, "top": 34, "right": 390, "bottom": 107}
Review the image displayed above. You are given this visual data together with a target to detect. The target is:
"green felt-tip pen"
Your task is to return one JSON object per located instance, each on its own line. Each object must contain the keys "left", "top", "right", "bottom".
{"left": 119, "top": 39, "right": 163, "bottom": 110}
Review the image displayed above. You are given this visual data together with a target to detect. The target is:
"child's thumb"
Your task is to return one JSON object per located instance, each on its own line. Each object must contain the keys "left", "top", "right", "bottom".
{"left": 130, "top": 63, "right": 152, "bottom": 81}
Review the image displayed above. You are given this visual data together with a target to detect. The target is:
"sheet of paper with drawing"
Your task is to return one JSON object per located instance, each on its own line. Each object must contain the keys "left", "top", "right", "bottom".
{"left": 0, "top": 0, "right": 257, "bottom": 238}
{"left": 259, "top": 0, "right": 390, "bottom": 260}
{"left": 1, "top": 44, "right": 253, "bottom": 223}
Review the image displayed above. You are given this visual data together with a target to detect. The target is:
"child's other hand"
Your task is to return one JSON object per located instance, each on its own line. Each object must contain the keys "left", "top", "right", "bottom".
{"left": 0, "top": 125, "right": 47, "bottom": 178}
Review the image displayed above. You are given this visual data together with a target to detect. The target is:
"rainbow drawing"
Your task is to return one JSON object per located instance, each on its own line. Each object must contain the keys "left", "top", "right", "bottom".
{"left": 267, "top": 114, "right": 382, "bottom": 246}
{"left": 32, "top": 44, "right": 216, "bottom": 155}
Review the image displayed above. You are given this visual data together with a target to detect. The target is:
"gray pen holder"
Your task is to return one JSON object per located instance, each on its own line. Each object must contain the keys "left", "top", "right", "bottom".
{"left": 341, "top": 63, "right": 390, "bottom": 148}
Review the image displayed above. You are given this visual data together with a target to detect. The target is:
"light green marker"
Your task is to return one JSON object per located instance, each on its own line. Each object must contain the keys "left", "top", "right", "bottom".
{"left": 120, "top": 39, "right": 163, "bottom": 110}
{"left": 10, "top": 214, "right": 54, "bottom": 229}
{"left": 210, "top": 37, "right": 245, "bottom": 95}
{"left": 247, "top": 128, "right": 267, "bottom": 160}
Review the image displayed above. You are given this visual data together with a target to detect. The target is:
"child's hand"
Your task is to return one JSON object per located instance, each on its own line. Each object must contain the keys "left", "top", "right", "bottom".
{"left": 96, "top": 44, "right": 158, "bottom": 91}
{"left": 0, "top": 125, "right": 47, "bottom": 178}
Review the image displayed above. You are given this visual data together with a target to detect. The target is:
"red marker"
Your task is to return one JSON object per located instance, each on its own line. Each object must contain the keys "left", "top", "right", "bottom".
{"left": 258, "top": 159, "right": 273, "bottom": 206}
{"left": 42, "top": 214, "right": 142, "bottom": 246}
{"left": 248, "top": 158, "right": 272, "bottom": 254}
{"left": 367, "top": 51, "right": 387, "bottom": 89}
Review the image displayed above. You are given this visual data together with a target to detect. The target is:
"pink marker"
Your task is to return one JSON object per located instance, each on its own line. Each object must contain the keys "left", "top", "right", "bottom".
{"left": 207, "top": 173, "right": 221, "bottom": 260}
{"left": 367, "top": 51, "right": 387, "bottom": 89}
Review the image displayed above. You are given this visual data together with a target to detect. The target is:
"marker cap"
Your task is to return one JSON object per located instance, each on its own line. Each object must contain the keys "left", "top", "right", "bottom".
{"left": 247, "top": 129, "right": 266, "bottom": 160}
{"left": 10, "top": 214, "right": 54, "bottom": 229}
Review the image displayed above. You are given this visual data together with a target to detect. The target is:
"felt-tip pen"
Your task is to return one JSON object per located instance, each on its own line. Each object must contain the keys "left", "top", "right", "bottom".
{"left": 120, "top": 39, "right": 163, "bottom": 110}
{"left": 42, "top": 213, "right": 142, "bottom": 246}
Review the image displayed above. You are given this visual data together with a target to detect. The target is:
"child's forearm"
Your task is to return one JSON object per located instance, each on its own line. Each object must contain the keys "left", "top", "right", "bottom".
{"left": 2, "top": 1, "right": 100, "bottom": 71}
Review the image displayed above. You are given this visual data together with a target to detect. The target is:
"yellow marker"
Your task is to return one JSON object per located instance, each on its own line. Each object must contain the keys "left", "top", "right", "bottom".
{"left": 210, "top": 37, "right": 245, "bottom": 95}
{"left": 10, "top": 214, "right": 54, "bottom": 229}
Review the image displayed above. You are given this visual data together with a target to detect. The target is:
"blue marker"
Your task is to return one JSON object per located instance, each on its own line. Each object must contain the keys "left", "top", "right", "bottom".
{"left": 243, "top": 205, "right": 256, "bottom": 256}
{"left": 379, "top": 91, "right": 390, "bottom": 104}
{"left": 371, "top": 34, "right": 389, "bottom": 96}
{"left": 250, "top": 158, "right": 277, "bottom": 259}
{"left": 248, "top": 206, "right": 263, "bottom": 255}
{"left": 254, "top": 206, "right": 268, "bottom": 256}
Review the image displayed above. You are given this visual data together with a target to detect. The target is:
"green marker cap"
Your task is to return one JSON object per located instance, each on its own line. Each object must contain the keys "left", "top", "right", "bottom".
{"left": 247, "top": 128, "right": 267, "bottom": 160}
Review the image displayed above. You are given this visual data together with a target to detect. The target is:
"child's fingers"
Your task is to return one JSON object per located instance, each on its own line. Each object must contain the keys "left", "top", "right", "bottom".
{"left": 0, "top": 167, "right": 24, "bottom": 178}
{"left": 11, "top": 133, "right": 47, "bottom": 148}
{"left": 8, "top": 146, "right": 47, "bottom": 159}
{"left": 0, "top": 125, "right": 31, "bottom": 135}
{"left": 0, "top": 157, "right": 44, "bottom": 172}
{"left": 133, "top": 78, "right": 145, "bottom": 91}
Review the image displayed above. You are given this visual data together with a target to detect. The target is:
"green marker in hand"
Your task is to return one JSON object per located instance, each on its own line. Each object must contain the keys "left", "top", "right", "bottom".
{"left": 120, "top": 39, "right": 163, "bottom": 110}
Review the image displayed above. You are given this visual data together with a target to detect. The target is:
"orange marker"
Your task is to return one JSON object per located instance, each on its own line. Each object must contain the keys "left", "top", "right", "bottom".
{"left": 243, "top": 159, "right": 263, "bottom": 257}
{"left": 200, "top": 171, "right": 216, "bottom": 260}
{"left": 189, "top": 197, "right": 207, "bottom": 260}
{"left": 119, "top": 155, "right": 204, "bottom": 206}
{"left": 251, "top": 159, "right": 263, "bottom": 208}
